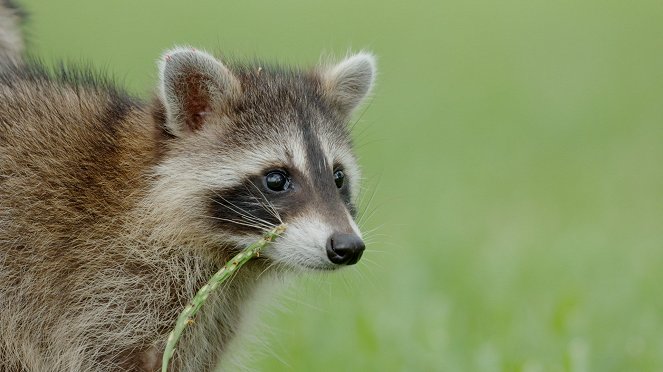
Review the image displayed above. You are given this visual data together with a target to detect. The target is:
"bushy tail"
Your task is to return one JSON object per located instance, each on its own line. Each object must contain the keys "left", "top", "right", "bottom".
{"left": 0, "top": 0, "right": 25, "bottom": 64}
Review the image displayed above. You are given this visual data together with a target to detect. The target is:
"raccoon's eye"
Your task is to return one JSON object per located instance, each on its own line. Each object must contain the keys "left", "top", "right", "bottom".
{"left": 334, "top": 169, "right": 345, "bottom": 189}
{"left": 265, "top": 170, "right": 290, "bottom": 192}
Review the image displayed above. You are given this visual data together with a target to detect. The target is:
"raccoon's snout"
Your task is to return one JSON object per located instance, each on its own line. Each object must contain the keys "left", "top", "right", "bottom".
{"left": 326, "top": 233, "right": 365, "bottom": 265}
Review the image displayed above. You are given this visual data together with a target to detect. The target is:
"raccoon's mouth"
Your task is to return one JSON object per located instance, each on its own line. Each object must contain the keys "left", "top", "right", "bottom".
{"left": 258, "top": 246, "right": 342, "bottom": 272}
{"left": 296, "top": 261, "right": 341, "bottom": 271}
{"left": 285, "top": 252, "right": 353, "bottom": 272}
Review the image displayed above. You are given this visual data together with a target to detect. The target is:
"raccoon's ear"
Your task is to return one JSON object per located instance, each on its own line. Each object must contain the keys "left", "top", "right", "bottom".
{"left": 157, "top": 47, "right": 240, "bottom": 136}
{"left": 320, "top": 52, "right": 376, "bottom": 114}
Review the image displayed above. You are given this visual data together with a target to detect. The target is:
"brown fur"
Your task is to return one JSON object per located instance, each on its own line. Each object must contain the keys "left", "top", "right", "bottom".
{"left": 0, "top": 62, "right": 258, "bottom": 371}
{"left": 0, "top": 7, "right": 375, "bottom": 370}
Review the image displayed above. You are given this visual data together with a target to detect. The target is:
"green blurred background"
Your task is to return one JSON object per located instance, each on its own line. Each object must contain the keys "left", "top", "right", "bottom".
{"left": 19, "top": 0, "right": 663, "bottom": 370}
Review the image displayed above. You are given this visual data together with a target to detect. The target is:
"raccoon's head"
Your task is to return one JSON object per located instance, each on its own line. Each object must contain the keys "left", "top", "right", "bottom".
{"left": 152, "top": 47, "right": 375, "bottom": 271}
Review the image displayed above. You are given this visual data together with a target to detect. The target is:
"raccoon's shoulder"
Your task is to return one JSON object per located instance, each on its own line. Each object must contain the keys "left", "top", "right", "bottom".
{"left": 0, "top": 59, "right": 155, "bottom": 151}
{"left": 0, "top": 59, "right": 157, "bottom": 183}
{"left": 0, "top": 60, "right": 158, "bottom": 225}
{"left": 0, "top": 59, "right": 142, "bottom": 125}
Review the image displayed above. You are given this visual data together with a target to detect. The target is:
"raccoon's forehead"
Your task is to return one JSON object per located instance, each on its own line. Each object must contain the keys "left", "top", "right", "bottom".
{"left": 219, "top": 65, "right": 358, "bottom": 170}
{"left": 227, "top": 64, "right": 341, "bottom": 131}
{"left": 217, "top": 119, "right": 356, "bottom": 178}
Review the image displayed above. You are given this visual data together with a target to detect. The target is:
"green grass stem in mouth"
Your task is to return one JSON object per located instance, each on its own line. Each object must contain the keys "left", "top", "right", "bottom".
{"left": 161, "top": 224, "right": 287, "bottom": 372}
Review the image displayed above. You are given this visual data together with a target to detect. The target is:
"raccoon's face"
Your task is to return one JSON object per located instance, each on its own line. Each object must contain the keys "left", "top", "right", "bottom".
{"left": 154, "top": 47, "right": 375, "bottom": 271}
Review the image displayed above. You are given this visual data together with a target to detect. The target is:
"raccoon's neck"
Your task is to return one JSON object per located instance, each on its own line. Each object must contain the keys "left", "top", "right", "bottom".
{"left": 119, "top": 182, "right": 277, "bottom": 370}
{"left": 170, "top": 262, "right": 277, "bottom": 371}
{"left": 116, "top": 232, "right": 276, "bottom": 370}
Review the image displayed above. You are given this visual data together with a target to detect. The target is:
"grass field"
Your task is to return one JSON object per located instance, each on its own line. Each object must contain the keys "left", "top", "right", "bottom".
{"left": 19, "top": 0, "right": 663, "bottom": 370}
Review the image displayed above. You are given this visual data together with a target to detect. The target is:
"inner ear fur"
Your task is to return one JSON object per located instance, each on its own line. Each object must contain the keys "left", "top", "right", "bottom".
{"left": 320, "top": 52, "right": 376, "bottom": 115}
{"left": 157, "top": 47, "right": 240, "bottom": 136}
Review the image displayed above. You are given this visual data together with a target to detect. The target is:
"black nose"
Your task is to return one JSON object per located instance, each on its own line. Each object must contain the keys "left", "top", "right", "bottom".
{"left": 326, "top": 233, "right": 365, "bottom": 265}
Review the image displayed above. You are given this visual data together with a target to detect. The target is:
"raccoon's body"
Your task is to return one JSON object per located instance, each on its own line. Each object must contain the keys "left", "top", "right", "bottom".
{"left": 0, "top": 4, "right": 375, "bottom": 372}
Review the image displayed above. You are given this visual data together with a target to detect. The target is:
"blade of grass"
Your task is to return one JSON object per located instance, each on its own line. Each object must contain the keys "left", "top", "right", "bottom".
{"left": 162, "top": 224, "right": 287, "bottom": 372}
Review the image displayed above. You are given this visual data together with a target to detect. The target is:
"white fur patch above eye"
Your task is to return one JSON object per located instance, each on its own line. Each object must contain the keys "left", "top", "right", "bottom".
{"left": 287, "top": 138, "right": 309, "bottom": 177}
{"left": 321, "top": 52, "right": 377, "bottom": 114}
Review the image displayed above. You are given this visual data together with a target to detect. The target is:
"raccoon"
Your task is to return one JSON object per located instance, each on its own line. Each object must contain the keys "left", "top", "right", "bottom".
{"left": 0, "top": 4, "right": 375, "bottom": 372}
